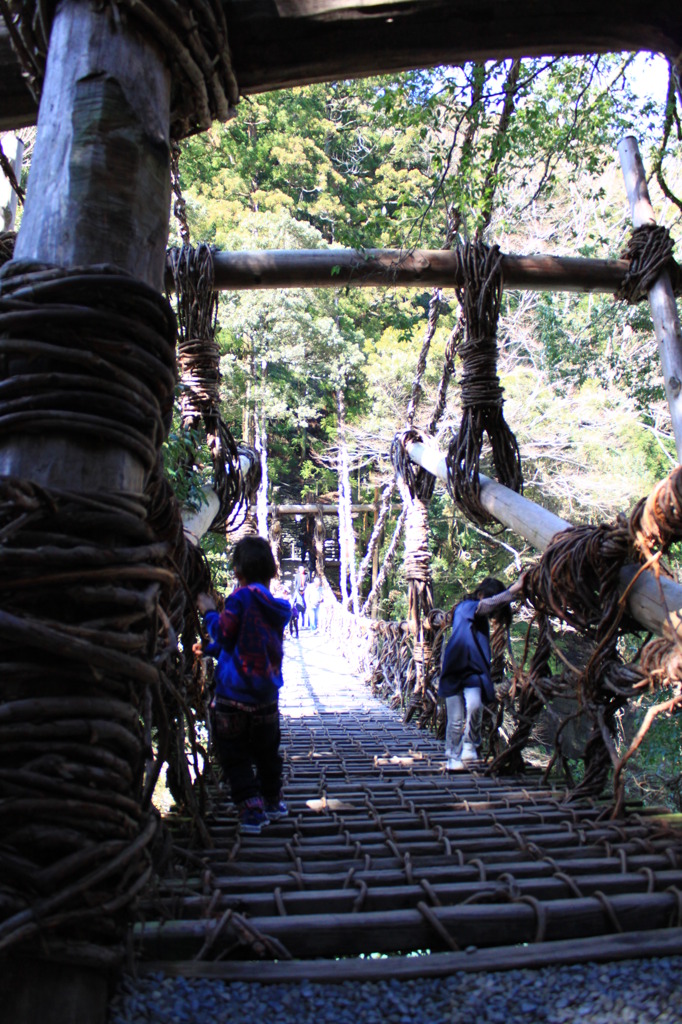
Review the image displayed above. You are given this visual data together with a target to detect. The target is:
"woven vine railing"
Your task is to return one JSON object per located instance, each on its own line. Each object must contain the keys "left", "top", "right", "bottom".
{"left": 337, "top": 463, "right": 682, "bottom": 813}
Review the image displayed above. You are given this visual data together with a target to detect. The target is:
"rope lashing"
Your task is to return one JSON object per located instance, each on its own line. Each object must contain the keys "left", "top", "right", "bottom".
{"left": 170, "top": 141, "right": 191, "bottom": 246}
{"left": 391, "top": 428, "right": 435, "bottom": 502}
{"left": 0, "top": 263, "right": 188, "bottom": 962}
{"left": 0, "top": 0, "right": 239, "bottom": 139}
{"left": 313, "top": 506, "right": 326, "bottom": 577}
{"left": 428, "top": 314, "right": 463, "bottom": 437}
{"left": 269, "top": 514, "right": 283, "bottom": 575}
{"left": 166, "top": 243, "right": 245, "bottom": 533}
{"left": 406, "top": 289, "right": 443, "bottom": 426}
{"left": 227, "top": 443, "right": 262, "bottom": 533}
{"left": 0, "top": 478, "right": 166, "bottom": 964}
{"left": 0, "top": 260, "right": 177, "bottom": 468}
{"left": 0, "top": 230, "right": 15, "bottom": 266}
{"left": 446, "top": 241, "right": 522, "bottom": 524}
{"left": 617, "top": 225, "right": 681, "bottom": 304}
{"left": 360, "top": 508, "right": 406, "bottom": 617}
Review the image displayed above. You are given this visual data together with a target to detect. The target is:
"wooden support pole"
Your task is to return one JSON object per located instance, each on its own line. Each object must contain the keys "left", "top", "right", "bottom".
{"left": 0, "top": 4, "right": 172, "bottom": 1020}
{"left": 618, "top": 135, "right": 682, "bottom": 463}
{"left": 208, "top": 248, "right": 632, "bottom": 294}
{"left": 405, "top": 439, "right": 682, "bottom": 638}
{"left": 3, "top": 0, "right": 171, "bottom": 495}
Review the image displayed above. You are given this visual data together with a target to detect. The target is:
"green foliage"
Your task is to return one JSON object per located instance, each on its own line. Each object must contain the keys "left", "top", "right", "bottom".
{"left": 161, "top": 411, "right": 211, "bottom": 512}
{"left": 620, "top": 691, "right": 682, "bottom": 811}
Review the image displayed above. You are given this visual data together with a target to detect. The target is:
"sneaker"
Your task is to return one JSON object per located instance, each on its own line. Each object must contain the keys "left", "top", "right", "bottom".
{"left": 264, "top": 796, "right": 289, "bottom": 821}
{"left": 238, "top": 796, "right": 269, "bottom": 834}
{"left": 446, "top": 757, "right": 464, "bottom": 771}
{"left": 461, "top": 743, "right": 479, "bottom": 763}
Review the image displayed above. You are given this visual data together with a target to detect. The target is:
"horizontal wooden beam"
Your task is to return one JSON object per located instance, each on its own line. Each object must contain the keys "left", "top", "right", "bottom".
{"left": 140, "top": 926, "right": 682, "bottom": 982}
{"left": 3, "top": 2, "right": 681, "bottom": 131}
{"left": 136, "top": 891, "right": 677, "bottom": 959}
{"left": 209, "top": 249, "right": 632, "bottom": 294}
{"left": 406, "top": 440, "right": 682, "bottom": 639}
{"left": 225, "top": 1, "right": 682, "bottom": 97}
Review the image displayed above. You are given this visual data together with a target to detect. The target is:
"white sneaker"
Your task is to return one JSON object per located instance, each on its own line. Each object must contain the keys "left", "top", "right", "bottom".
{"left": 446, "top": 757, "right": 464, "bottom": 771}
{"left": 461, "top": 743, "right": 479, "bottom": 762}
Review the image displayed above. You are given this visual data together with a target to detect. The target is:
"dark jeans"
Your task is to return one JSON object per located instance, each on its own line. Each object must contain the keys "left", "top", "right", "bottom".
{"left": 211, "top": 697, "right": 282, "bottom": 805}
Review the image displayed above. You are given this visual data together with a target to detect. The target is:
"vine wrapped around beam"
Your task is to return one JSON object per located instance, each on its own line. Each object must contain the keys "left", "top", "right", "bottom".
{"left": 446, "top": 241, "right": 522, "bottom": 524}
{"left": 489, "top": 466, "right": 682, "bottom": 807}
{"left": 617, "top": 225, "right": 681, "bottom": 304}
{"left": 166, "top": 243, "right": 245, "bottom": 533}
{"left": 0, "top": 263, "right": 179, "bottom": 964}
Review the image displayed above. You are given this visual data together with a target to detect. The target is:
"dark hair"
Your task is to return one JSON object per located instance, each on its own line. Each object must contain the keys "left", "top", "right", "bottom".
{"left": 471, "top": 577, "right": 506, "bottom": 601}
{"left": 468, "top": 576, "right": 511, "bottom": 627}
{"left": 232, "top": 536, "right": 277, "bottom": 585}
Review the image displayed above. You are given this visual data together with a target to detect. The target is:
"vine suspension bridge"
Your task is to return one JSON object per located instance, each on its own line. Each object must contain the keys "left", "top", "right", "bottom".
{"left": 136, "top": 628, "right": 682, "bottom": 983}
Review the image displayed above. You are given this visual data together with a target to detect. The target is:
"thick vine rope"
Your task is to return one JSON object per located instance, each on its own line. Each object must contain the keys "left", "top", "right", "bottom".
{"left": 313, "top": 507, "right": 326, "bottom": 580}
{"left": 446, "top": 241, "right": 522, "bottom": 524}
{"left": 617, "top": 224, "right": 681, "bottom": 303}
{"left": 391, "top": 428, "right": 435, "bottom": 503}
{"left": 406, "top": 289, "right": 442, "bottom": 426}
{"left": 0, "top": 261, "right": 176, "bottom": 466}
{"left": 0, "top": 0, "right": 239, "bottom": 138}
{"left": 428, "top": 315, "right": 463, "bottom": 437}
{"left": 489, "top": 466, "right": 682, "bottom": 801}
{"left": 0, "top": 230, "right": 15, "bottom": 266}
{"left": 0, "top": 264, "right": 179, "bottom": 963}
{"left": 166, "top": 243, "right": 245, "bottom": 532}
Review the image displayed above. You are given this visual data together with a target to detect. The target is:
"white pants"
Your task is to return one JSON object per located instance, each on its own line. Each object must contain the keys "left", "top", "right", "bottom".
{"left": 445, "top": 687, "right": 482, "bottom": 759}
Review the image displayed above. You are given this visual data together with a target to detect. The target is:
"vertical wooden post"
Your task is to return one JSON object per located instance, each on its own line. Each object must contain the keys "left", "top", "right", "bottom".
{"left": 1, "top": 2, "right": 171, "bottom": 1020}
{"left": 618, "top": 135, "right": 682, "bottom": 463}
{"left": 3, "top": 0, "right": 171, "bottom": 494}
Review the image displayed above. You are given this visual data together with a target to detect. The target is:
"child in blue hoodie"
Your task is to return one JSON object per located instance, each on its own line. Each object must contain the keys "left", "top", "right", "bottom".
{"left": 197, "top": 537, "right": 292, "bottom": 834}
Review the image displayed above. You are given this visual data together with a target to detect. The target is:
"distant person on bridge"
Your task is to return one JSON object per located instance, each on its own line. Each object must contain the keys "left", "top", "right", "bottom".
{"left": 295, "top": 561, "right": 309, "bottom": 593}
{"left": 288, "top": 576, "right": 305, "bottom": 637}
{"left": 439, "top": 575, "right": 524, "bottom": 771}
{"left": 197, "top": 537, "right": 292, "bottom": 834}
{"left": 305, "top": 575, "right": 323, "bottom": 632}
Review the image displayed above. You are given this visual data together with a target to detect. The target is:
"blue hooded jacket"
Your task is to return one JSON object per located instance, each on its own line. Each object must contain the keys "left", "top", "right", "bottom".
{"left": 438, "top": 599, "right": 495, "bottom": 704}
{"left": 204, "top": 584, "right": 292, "bottom": 705}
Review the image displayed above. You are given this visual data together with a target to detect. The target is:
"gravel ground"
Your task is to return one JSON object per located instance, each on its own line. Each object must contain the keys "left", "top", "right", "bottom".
{"left": 109, "top": 956, "right": 682, "bottom": 1024}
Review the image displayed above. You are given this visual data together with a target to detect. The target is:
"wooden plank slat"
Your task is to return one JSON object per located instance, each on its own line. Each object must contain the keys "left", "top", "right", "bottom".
{"left": 140, "top": 925, "right": 682, "bottom": 982}
{"left": 135, "top": 892, "right": 679, "bottom": 959}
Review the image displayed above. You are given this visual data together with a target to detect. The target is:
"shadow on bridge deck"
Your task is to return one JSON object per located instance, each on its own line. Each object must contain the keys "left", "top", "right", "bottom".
{"left": 137, "top": 630, "right": 682, "bottom": 981}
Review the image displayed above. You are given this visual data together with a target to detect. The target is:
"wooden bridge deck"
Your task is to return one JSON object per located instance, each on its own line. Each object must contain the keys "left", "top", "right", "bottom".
{"left": 138, "top": 630, "right": 682, "bottom": 982}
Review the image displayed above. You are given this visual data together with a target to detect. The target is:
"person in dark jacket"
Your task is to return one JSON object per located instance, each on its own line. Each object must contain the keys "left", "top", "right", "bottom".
{"left": 288, "top": 577, "right": 304, "bottom": 637}
{"left": 439, "top": 575, "right": 523, "bottom": 771}
{"left": 197, "top": 537, "right": 291, "bottom": 833}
